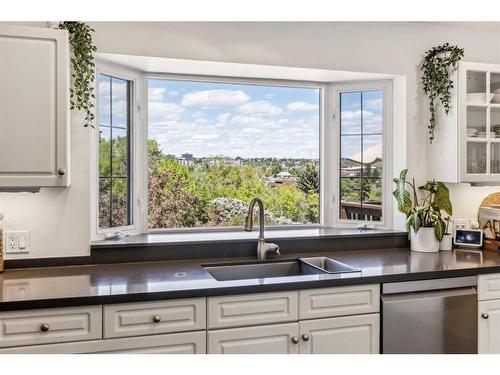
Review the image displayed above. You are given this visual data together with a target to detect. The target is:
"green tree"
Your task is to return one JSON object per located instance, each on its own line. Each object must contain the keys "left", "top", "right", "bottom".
{"left": 297, "top": 163, "right": 319, "bottom": 194}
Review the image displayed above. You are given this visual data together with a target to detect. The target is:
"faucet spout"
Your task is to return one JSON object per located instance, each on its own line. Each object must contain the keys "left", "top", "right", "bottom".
{"left": 244, "top": 197, "right": 280, "bottom": 260}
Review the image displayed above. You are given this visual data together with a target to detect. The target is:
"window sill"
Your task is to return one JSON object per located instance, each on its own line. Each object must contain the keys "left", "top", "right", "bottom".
{"left": 91, "top": 227, "right": 406, "bottom": 249}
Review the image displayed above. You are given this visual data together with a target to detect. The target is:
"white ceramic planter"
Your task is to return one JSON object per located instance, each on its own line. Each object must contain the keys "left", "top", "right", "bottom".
{"left": 439, "top": 234, "right": 453, "bottom": 251}
{"left": 410, "top": 227, "right": 440, "bottom": 252}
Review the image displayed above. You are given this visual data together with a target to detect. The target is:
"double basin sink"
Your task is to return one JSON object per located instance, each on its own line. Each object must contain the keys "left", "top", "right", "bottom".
{"left": 203, "top": 256, "right": 360, "bottom": 281}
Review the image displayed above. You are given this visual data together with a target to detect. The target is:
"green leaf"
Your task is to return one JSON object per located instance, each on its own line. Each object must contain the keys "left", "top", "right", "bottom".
{"left": 434, "top": 182, "right": 452, "bottom": 215}
{"left": 434, "top": 217, "right": 445, "bottom": 241}
{"left": 393, "top": 169, "right": 413, "bottom": 215}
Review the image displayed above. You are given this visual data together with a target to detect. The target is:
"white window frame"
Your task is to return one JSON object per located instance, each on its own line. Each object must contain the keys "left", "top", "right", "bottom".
{"left": 91, "top": 65, "right": 395, "bottom": 238}
{"left": 91, "top": 62, "right": 144, "bottom": 240}
{"left": 330, "top": 80, "right": 393, "bottom": 229}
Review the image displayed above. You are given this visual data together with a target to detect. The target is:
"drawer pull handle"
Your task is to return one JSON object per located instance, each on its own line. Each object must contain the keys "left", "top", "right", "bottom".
{"left": 291, "top": 336, "right": 299, "bottom": 344}
{"left": 57, "top": 168, "right": 66, "bottom": 176}
{"left": 40, "top": 323, "right": 50, "bottom": 332}
{"left": 153, "top": 315, "right": 162, "bottom": 323}
{"left": 302, "top": 334, "right": 310, "bottom": 341}
{"left": 482, "top": 313, "right": 489, "bottom": 320}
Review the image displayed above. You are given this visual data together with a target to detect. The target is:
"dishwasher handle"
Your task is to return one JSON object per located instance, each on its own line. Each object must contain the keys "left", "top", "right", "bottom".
{"left": 382, "top": 276, "right": 477, "bottom": 294}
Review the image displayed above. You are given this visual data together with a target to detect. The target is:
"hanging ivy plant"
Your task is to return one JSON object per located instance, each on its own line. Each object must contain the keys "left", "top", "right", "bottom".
{"left": 58, "top": 22, "right": 97, "bottom": 128}
{"left": 421, "top": 43, "right": 464, "bottom": 143}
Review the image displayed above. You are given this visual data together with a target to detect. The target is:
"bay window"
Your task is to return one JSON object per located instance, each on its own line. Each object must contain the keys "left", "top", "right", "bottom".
{"left": 93, "top": 63, "right": 393, "bottom": 238}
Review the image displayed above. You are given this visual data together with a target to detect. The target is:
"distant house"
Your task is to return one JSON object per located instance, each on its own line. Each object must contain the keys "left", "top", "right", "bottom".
{"left": 178, "top": 153, "right": 194, "bottom": 166}
{"left": 276, "top": 171, "right": 293, "bottom": 179}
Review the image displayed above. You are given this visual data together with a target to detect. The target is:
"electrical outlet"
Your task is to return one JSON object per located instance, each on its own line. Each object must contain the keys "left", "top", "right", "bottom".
{"left": 453, "top": 219, "right": 470, "bottom": 232}
{"left": 4, "top": 231, "right": 30, "bottom": 254}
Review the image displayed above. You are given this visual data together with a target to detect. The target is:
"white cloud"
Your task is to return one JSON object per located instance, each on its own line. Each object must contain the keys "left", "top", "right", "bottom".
{"left": 148, "top": 87, "right": 166, "bottom": 102}
{"left": 192, "top": 133, "right": 219, "bottom": 140}
{"left": 194, "top": 118, "right": 210, "bottom": 124}
{"left": 237, "top": 100, "right": 283, "bottom": 116}
{"left": 364, "top": 98, "right": 382, "bottom": 110}
{"left": 287, "top": 101, "right": 319, "bottom": 112}
{"left": 340, "top": 109, "right": 382, "bottom": 133}
{"left": 167, "top": 90, "right": 179, "bottom": 96}
{"left": 241, "top": 127, "right": 264, "bottom": 134}
{"left": 181, "top": 89, "right": 250, "bottom": 107}
{"left": 148, "top": 101, "right": 185, "bottom": 123}
{"left": 230, "top": 115, "right": 266, "bottom": 126}
{"left": 217, "top": 112, "right": 231, "bottom": 124}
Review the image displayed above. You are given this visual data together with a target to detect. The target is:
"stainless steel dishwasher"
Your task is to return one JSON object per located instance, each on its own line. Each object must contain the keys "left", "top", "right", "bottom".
{"left": 381, "top": 276, "right": 478, "bottom": 354}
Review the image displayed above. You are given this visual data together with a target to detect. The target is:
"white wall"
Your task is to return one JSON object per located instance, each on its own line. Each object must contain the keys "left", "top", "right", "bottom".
{"left": 0, "top": 110, "right": 91, "bottom": 259}
{"left": 1, "top": 21, "right": 500, "bottom": 258}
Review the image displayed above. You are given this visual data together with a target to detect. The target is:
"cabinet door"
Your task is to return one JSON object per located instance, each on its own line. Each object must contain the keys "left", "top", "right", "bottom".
{"left": 299, "top": 313, "right": 379, "bottom": 354}
{"left": 479, "top": 300, "right": 500, "bottom": 354}
{"left": 208, "top": 323, "right": 299, "bottom": 354}
{"left": 0, "top": 25, "right": 69, "bottom": 188}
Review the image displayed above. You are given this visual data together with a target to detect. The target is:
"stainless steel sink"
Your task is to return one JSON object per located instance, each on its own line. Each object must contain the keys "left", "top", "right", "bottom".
{"left": 299, "top": 256, "right": 360, "bottom": 274}
{"left": 203, "top": 260, "right": 323, "bottom": 281}
{"left": 203, "top": 257, "right": 359, "bottom": 281}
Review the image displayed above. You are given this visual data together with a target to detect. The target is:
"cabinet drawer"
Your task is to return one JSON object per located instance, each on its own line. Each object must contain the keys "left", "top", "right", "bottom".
{"left": 208, "top": 291, "right": 298, "bottom": 329}
{"left": 103, "top": 298, "right": 206, "bottom": 338}
{"left": 0, "top": 331, "right": 207, "bottom": 354}
{"left": 478, "top": 273, "right": 500, "bottom": 301}
{"left": 299, "top": 284, "right": 380, "bottom": 320}
{"left": 0, "top": 305, "right": 102, "bottom": 348}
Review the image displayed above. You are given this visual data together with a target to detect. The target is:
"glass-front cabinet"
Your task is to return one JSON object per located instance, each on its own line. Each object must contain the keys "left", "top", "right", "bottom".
{"left": 430, "top": 62, "right": 500, "bottom": 183}
{"left": 461, "top": 63, "right": 500, "bottom": 182}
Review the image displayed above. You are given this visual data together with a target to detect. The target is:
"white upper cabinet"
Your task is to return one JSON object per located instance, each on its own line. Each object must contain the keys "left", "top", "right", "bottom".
{"left": 429, "top": 62, "right": 500, "bottom": 184}
{"left": 0, "top": 25, "right": 70, "bottom": 188}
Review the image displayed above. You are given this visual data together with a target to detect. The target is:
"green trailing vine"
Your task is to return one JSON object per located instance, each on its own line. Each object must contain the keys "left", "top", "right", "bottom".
{"left": 421, "top": 43, "right": 464, "bottom": 143}
{"left": 58, "top": 22, "right": 97, "bottom": 128}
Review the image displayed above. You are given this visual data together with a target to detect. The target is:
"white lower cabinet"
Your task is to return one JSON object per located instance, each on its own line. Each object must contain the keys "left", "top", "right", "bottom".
{"left": 207, "top": 314, "right": 380, "bottom": 354}
{"left": 478, "top": 299, "right": 500, "bottom": 354}
{"left": 0, "top": 284, "right": 381, "bottom": 354}
{"left": 299, "top": 314, "right": 379, "bottom": 354}
{"left": 0, "top": 331, "right": 206, "bottom": 354}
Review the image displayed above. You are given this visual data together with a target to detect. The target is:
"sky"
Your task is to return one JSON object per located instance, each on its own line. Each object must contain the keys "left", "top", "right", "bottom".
{"left": 147, "top": 79, "right": 320, "bottom": 159}
{"left": 340, "top": 91, "right": 383, "bottom": 164}
{"left": 99, "top": 75, "right": 383, "bottom": 161}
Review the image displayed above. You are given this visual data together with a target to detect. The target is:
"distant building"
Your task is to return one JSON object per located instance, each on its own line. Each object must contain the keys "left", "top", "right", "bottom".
{"left": 178, "top": 153, "right": 194, "bottom": 166}
{"left": 276, "top": 171, "right": 293, "bottom": 179}
{"left": 341, "top": 166, "right": 362, "bottom": 177}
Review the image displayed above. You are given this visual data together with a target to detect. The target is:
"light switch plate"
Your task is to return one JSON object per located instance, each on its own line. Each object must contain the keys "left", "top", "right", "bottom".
{"left": 4, "top": 231, "right": 30, "bottom": 254}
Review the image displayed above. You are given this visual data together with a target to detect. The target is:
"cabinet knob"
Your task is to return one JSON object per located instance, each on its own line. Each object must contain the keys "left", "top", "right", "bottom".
{"left": 482, "top": 313, "right": 489, "bottom": 320}
{"left": 291, "top": 336, "right": 299, "bottom": 344}
{"left": 57, "top": 168, "right": 66, "bottom": 176}
{"left": 40, "top": 323, "right": 50, "bottom": 332}
{"left": 152, "top": 315, "right": 161, "bottom": 323}
{"left": 302, "top": 334, "right": 310, "bottom": 341}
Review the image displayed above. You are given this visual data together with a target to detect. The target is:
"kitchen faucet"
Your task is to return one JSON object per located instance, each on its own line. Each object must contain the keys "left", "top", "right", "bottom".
{"left": 244, "top": 197, "right": 280, "bottom": 260}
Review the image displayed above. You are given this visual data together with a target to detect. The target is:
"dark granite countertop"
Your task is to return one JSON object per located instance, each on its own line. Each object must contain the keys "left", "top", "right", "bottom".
{"left": 2, "top": 247, "right": 500, "bottom": 311}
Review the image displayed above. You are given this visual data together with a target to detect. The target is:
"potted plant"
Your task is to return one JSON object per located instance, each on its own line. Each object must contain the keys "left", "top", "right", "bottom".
{"left": 393, "top": 169, "right": 453, "bottom": 252}
{"left": 439, "top": 216, "right": 453, "bottom": 251}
